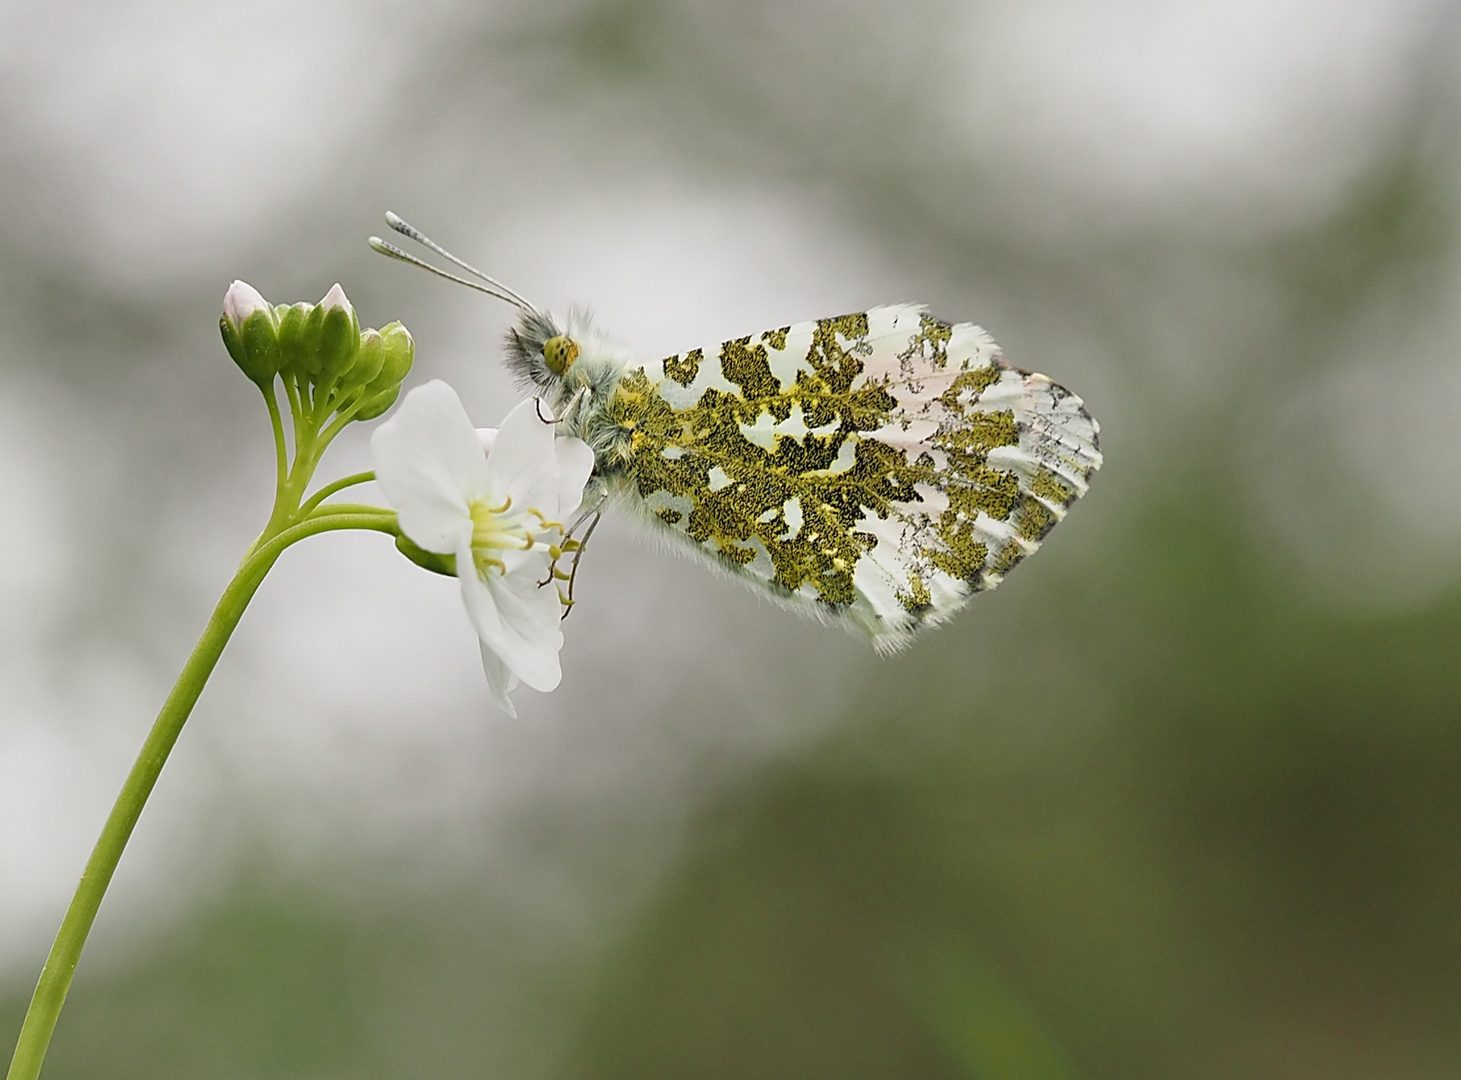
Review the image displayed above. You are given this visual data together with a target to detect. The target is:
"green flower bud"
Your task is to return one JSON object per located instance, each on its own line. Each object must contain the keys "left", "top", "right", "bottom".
{"left": 298, "top": 303, "right": 326, "bottom": 378}
{"left": 353, "top": 386, "right": 399, "bottom": 422}
{"left": 351, "top": 328, "right": 388, "bottom": 388}
{"left": 276, "top": 302, "right": 313, "bottom": 379}
{"left": 219, "top": 280, "right": 280, "bottom": 384}
{"left": 378, "top": 321, "right": 414, "bottom": 379}
{"left": 313, "top": 283, "right": 361, "bottom": 384}
{"left": 353, "top": 322, "right": 414, "bottom": 421}
{"left": 354, "top": 385, "right": 401, "bottom": 422}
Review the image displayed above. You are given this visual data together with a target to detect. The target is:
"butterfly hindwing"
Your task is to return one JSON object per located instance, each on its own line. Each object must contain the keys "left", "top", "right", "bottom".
{"left": 601, "top": 304, "right": 1101, "bottom": 649}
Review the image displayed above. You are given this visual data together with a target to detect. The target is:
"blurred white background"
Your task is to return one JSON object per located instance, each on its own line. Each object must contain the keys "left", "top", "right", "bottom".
{"left": 3, "top": 2, "right": 1461, "bottom": 1075}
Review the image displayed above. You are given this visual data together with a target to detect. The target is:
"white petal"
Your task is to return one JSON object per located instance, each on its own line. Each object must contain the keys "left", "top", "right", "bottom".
{"left": 554, "top": 436, "right": 596, "bottom": 518}
{"left": 485, "top": 567, "right": 564, "bottom": 692}
{"left": 222, "top": 280, "right": 269, "bottom": 327}
{"left": 370, "top": 381, "right": 489, "bottom": 554}
{"left": 456, "top": 536, "right": 506, "bottom": 643}
{"left": 493, "top": 545, "right": 542, "bottom": 577}
{"left": 319, "top": 282, "right": 352, "bottom": 313}
{"left": 476, "top": 427, "right": 498, "bottom": 455}
{"left": 484, "top": 399, "right": 561, "bottom": 516}
{"left": 456, "top": 537, "right": 563, "bottom": 696}
{"left": 479, "top": 642, "right": 521, "bottom": 717}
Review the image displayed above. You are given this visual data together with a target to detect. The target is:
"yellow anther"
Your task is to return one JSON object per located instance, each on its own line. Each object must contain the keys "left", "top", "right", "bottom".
{"left": 553, "top": 567, "right": 572, "bottom": 581}
{"left": 528, "top": 508, "right": 564, "bottom": 531}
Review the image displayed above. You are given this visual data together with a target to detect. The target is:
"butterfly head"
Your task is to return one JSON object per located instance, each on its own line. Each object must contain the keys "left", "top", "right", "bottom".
{"left": 502, "top": 306, "right": 567, "bottom": 391}
{"left": 369, "top": 213, "right": 628, "bottom": 427}
{"left": 504, "top": 305, "right": 628, "bottom": 403}
{"left": 543, "top": 335, "right": 580, "bottom": 376}
{"left": 371, "top": 212, "right": 590, "bottom": 395}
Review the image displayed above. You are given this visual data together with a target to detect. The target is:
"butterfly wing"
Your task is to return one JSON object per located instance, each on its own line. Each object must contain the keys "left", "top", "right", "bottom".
{"left": 602, "top": 304, "right": 1101, "bottom": 650}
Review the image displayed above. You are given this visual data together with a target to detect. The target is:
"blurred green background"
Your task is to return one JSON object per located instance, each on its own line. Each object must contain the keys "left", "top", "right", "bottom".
{"left": 4, "top": 1, "right": 1461, "bottom": 1076}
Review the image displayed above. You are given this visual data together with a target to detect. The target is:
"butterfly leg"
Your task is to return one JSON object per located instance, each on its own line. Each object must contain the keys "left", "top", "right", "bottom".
{"left": 534, "top": 386, "right": 589, "bottom": 426}
{"left": 539, "top": 490, "right": 607, "bottom": 617}
{"left": 559, "top": 505, "right": 604, "bottom": 619}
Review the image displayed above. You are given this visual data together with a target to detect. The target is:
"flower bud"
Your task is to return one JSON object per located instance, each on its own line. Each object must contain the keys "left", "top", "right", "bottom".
{"left": 219, "top": 280, "right": 280, "bottom": 384}
{"left": 353, "top": 322, "right": 415, "bottom": 421}
{"left": 222, "top": 280, "right": 269, "bottom": 328}
{"left": 350, "top": 327, "right": 388, "bottom": 388}
{"left": 275, "top": 302, "right": 313, "bottom": 379}
{"left": 313, "top": 283, "right": 361, "bottom": 384}
{"left": 294, "top": 302, "right": 327, "bottom": 378}
{"left": 378, "top": 321, "right": 414, "bottom": 381}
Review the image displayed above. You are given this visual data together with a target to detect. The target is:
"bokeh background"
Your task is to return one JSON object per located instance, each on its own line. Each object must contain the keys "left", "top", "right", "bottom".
{"left": 4, "top": 1, "right": 1461, "bottom": 1076}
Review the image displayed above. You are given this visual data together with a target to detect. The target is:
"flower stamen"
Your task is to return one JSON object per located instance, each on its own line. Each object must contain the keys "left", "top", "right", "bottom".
{"left": 475, "top": 554, "right": 507, "bottom": 575}
{"left": 528, "top": 508, "right": 565, "bottom": 531}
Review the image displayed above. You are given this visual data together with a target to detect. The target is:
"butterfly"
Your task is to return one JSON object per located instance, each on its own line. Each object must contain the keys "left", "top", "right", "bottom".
{"left": 371, "top": 214, "right": 1101, "bottom": 652}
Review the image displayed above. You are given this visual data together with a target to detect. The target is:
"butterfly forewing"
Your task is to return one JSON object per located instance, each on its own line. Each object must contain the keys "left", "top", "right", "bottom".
{"left": 603, "top": 303, "right": 1101, "bottom": 649}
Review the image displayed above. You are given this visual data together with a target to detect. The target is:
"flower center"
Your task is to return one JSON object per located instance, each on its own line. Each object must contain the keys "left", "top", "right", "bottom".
{"left": 467, "top": 495, "right": 562, "bottom": 577}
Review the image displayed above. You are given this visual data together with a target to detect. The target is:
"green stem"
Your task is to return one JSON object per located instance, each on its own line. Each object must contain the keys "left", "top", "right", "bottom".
{"left": 255, "top": 390, "right": 295, "bottom": 546}
{"left": 316, "top": 394, "right": 369, "bottom": 446}
{"left": 4, "top": 506, "right": 398, "bottom": 1080}
{"left": 263, "top": 385, "right": 289, "bottom": 494}
{"left": 4, "top": 556, "right": 273, "bottom": 1080}
{"left": 312, "top": 383, "right": 346, "bottom": 433}
{"left": 248, "top": 511, "right": 398, "bottom": 568}
{"left": 283, "top": 377, "right": 304, "bottom": 438}
{"left": 299, "top": 502, "right": 388, "bottom": 520}
{"left": 300, "top": 471, "right": 375, "bottom": 515}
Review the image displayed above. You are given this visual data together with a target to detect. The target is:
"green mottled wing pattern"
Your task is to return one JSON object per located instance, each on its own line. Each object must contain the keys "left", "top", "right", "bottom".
{"left": 601, "top": 304, "right": 1101, "bottom": 649}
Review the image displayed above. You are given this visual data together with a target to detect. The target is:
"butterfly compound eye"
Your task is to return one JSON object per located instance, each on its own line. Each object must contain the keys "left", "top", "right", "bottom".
{"left": 543, "top": 335, "right": 580, "bottom": 376}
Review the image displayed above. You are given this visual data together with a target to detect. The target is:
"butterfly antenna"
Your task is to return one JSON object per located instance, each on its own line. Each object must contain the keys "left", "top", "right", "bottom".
{"left": 368, "top": 236, "right": 532, "bottom": 310}
{"left": 381, "top": 211, "right": 540, "bottom": 313}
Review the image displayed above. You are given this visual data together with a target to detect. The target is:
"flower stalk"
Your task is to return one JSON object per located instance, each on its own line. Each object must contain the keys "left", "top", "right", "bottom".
{"left": 5, "top": 282, "right": 411, "bottom": 1080}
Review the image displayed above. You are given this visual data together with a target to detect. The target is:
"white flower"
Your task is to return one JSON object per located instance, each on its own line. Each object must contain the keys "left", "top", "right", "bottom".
{"left": 370, "top": 381, "right": 595, "bottom": 715}
{"left": 319, "top": 282, "right": 352, "bottom": 314}
{"left": 222, "top": 279, "right": 271, "bottom": 329}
